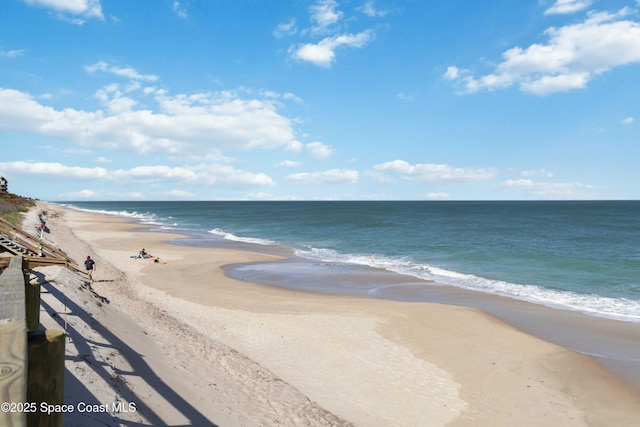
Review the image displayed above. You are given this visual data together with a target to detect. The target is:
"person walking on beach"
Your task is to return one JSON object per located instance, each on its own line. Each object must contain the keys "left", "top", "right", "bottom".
{"left": 84, "top": 256, "right": 96, "bottom": 284}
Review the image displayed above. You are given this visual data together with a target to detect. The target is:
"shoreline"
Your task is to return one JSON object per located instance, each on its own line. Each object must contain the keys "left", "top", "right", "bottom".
{"left": 27, "top": 201, "right": 640, "bottom": 426}
{"left": 223, "top": 256, "right": 640, "bottom": 363}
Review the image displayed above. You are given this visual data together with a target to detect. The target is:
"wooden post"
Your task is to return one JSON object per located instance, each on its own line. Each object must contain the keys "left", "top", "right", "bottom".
{"left": 22, "top": 259, "right": 40, "bottom": 332}
{"left": 0, "top": 319, "right": 27, "bottom": 427}
{"left": 27, "top": 330, "right": 65, "bottom": 427}
{"left": 0, "top": 256, "right": 28, "bottom": 427}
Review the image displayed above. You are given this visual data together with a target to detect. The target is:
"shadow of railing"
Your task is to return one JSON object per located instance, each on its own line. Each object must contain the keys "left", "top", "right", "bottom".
{"left": 33, "top": 270, "right": 218, "bottom": 427}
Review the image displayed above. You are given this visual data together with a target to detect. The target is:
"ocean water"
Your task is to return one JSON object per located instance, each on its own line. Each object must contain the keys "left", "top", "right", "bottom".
{"left": 61, "top": 201, "right": 640, "bottom": 324}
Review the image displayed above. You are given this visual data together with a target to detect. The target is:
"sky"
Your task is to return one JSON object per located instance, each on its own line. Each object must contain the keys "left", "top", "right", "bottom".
{"left": 1, "top": 0, "right": 639, "bottom": 201}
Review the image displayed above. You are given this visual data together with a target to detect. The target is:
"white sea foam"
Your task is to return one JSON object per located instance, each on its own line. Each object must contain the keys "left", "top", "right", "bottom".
{"left": 295, "top": 246, "right": 640, "bottom": 323}
{"left": 208, "top": 228, "right": 275, "bottom": 246}
{"left": 428, "top": 270, "right": 640, "bottom": 323}
{"left": 62, "top": 204, "right": 161, "bottom": 224}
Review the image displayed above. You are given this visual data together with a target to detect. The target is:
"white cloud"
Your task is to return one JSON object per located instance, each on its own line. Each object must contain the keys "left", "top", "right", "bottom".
{"left": 287, "top": 168, "right": 359, "bottom": 184}
{"left": 172, "top": 1, "right": 187, "bottom": 19}
{"left": 521, "top": 168, "right": 554, "bottom": 177}
{"left": 359, "top": 1, "right": 389, "bottom": 18}
{"left": 446, "top": 8, "right": 640, "bottom": 95}
{"left": 545, "top": 0, "right": 593, "bottom": 15}
{"left": 520, "top": 72, "right": 591, "bottom": 94}
{"left": 156, "top": 189, "right": 197, "bottom": 198}
{"left": 444, "top": 66, "right": 461, "bottom": 80}
{"left": 309, "top": 0, "right": 343, "bottom": 34}
{"left": 290, "top": 30, "right": 374, "bottom": 67}
{"left": 0, "top": 49, "right": 25, "bottom": 58}
{"left": 246, "top": 192, "right": 300, "bottom": 201}
{"left": 85, "top": 61, "right": 159, "bottom": 82}
{"left": 364, "top": 169, "right": 396, "bottom": 183}
{"left": 249, "top": 88, "right": 303, "bottom": 104}
{"left": 427, "top": 192, "right": 450, "bottom": 199}
{"left": 306, "top": 141, "right": 334, "bottom": 159}
{"left": 500, "top": 178, "right": 598, "bottom": 196}
{"left": 0, "top": 161, "right": 110, "bottom": 179}
{"left": 397, "top": 92, "right": 414, "bottom": 102}
{"left": 23, "top": 0, "right": 104, "bottom": 23}
{"left": 284, "top": 0, "right": 381, "bottom": 67}
{"left": 0, "top": 161, "right": 276, "bottom": 188}
{"left": 58, "top": 189, "right": 145, "bottom": 200}
{"left": 59, "top": 189, "right": 101, "bottom": 199}
{"left": 276, "top": 160, "right": 301, "bottom": 168}
{"left": 0, "top": 84, "right": 302, "bottom": 157}
{"left": 274, "top": 18, "right": 297, "bottom": 38}
{"left": 372, "top": 160, "right": 498, "bottom": 182}
{"left": 621, "top": 117, "right": 635, "bottom": 124}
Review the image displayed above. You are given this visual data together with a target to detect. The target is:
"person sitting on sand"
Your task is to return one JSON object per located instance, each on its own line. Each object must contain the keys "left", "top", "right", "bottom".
{"left": 138, "top": 248, "right": 160, "bottom": 262}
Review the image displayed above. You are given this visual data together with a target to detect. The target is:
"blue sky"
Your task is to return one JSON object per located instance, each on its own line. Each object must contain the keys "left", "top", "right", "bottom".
{"left": 1, "top": 0, "right": 639, "bottom": 201}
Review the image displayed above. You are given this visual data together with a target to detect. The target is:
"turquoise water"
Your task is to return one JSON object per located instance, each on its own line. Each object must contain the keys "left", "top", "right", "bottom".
{"left": 62, "top": 201, "right": 640, "bottom": 323}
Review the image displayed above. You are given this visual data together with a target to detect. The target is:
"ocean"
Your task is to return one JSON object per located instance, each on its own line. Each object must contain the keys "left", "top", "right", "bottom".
{"left": 61, "top": 200, "right": 640, "bottom": 324}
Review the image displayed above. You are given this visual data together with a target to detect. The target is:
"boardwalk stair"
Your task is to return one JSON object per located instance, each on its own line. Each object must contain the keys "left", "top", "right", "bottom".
{"left": 0, "top": 216, "right": 74, "bottom": 269}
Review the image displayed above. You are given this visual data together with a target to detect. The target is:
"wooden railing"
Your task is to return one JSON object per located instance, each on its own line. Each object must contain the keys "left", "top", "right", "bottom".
{"left": 0, "top": 217, "right": 74, "bottom": 269}
{"left": 0, "top": 256, "right": 65, "bottom": 427}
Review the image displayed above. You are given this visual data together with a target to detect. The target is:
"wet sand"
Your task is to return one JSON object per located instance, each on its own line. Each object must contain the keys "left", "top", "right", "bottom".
{"left": 26, "top": 201, "right": 640, "bottom": 426}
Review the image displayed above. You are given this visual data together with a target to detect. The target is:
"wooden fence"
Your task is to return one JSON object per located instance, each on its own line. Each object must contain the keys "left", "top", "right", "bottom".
{"left": 0, "top": 256, "right": 65, "bottom": 427}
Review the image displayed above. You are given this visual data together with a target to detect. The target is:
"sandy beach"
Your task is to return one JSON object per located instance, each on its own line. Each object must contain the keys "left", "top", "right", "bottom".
{"left": 24, "top": 201, "right": 640, "bottom": 426}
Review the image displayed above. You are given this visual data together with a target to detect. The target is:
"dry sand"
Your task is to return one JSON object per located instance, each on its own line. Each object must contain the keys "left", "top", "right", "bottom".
{"left": 23, "top": 201, "right": 640, "bottom": 426}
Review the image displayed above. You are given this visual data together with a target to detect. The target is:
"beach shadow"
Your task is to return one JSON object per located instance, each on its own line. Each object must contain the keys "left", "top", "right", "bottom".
{"left": 79, "top": 282, "right": 111, "bottom": 305}
{"left": 33, "top": 270, "right": 219, "bottom": 427}
{"left": 61, "top": 368, "right": 156, "bottom": 427}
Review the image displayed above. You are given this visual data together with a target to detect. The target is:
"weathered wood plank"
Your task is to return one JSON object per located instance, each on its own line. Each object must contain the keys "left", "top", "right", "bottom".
{"left": 23, "top": 259, "right": 40, "bottom": 332}
{"left": 23, "top": 257, "right": 68, "bottom": 269}
{"left": 0, "top": 216, "right": 74, "bottom": 265}
{"left": 27, "top": 330, "right": 65, "bottom": 427}
{"left": 0, "top": 319, "right": 27, "bottom": 427}
{"left": 0, "top": 256, "right": 28, "bottom": 427}
{"left": 0, "top": 256, "right": 26, "bottom": 322}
